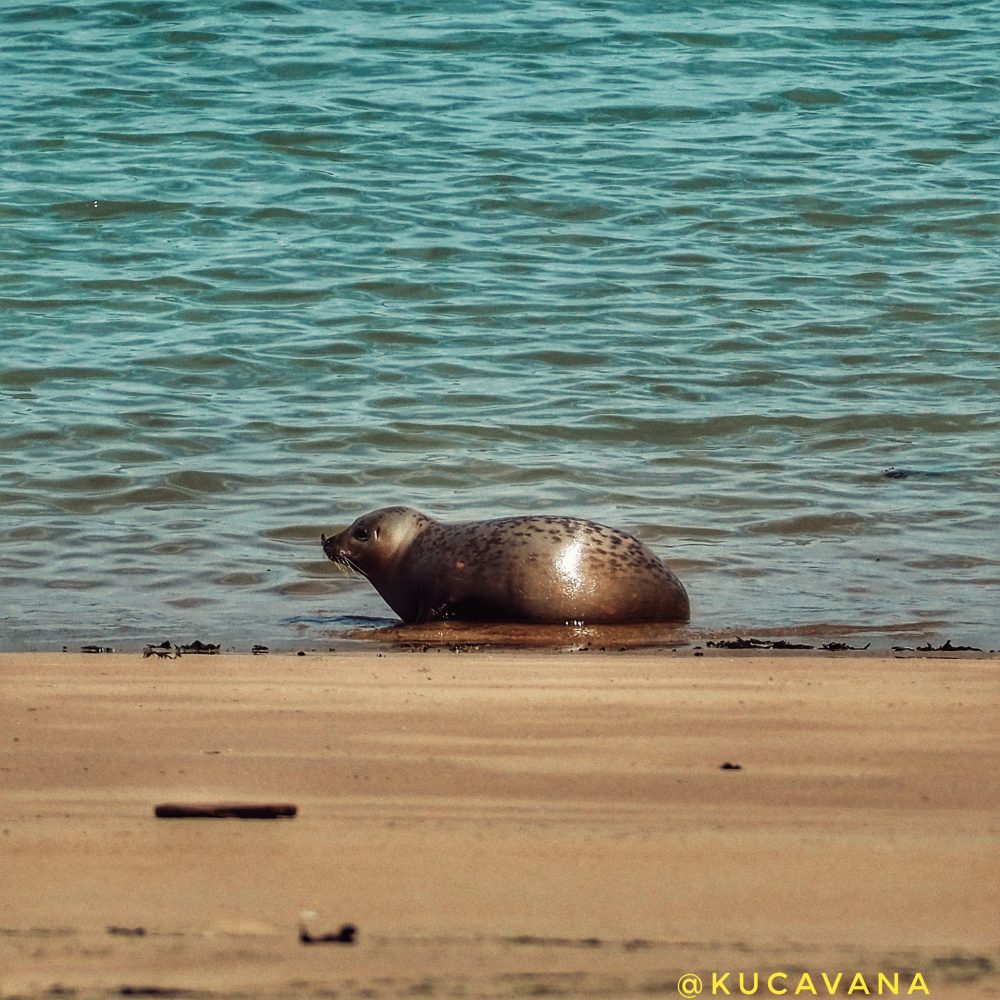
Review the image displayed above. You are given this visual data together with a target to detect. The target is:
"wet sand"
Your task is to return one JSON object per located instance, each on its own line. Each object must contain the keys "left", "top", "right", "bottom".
{"left": 2, "top": 649, "right": 998, "bottom": 999}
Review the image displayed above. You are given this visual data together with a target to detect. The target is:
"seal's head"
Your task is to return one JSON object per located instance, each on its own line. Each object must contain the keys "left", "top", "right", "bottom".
{"left": 322, "top": 506, "right": 438, "bottom": 621}
{"left": 322, "top": 506, "right": 432, "bottom": 581}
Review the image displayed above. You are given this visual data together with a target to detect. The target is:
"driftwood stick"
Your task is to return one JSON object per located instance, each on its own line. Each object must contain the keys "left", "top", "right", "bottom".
{"left": 154, "top": 802, "right": 297, "bottom": 819}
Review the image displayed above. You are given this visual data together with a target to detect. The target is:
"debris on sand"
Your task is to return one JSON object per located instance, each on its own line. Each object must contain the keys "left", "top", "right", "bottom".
{"left": 143, "top": 641, "right": 180, "bottom": 659}
{"left": 299, "top": 923, "right": 357, "bottom": 945}
{"left": 706, "top": 637, "right": 814, "bottom": 650}
{"left": 154, "top": 802, "right": 297, "bottom": 819}
{"left": 893, "top": 639, "right": 983, "bottom": 653}
{"left": 179, "top": 640, "right": 220, "bottom": 654}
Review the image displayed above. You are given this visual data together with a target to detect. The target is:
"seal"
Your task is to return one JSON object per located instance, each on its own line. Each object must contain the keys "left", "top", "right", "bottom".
{"left": 321, "top": 506, "right": 690, "bottom": 625}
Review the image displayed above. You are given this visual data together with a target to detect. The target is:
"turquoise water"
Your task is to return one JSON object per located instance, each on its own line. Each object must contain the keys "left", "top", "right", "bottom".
{"left": 2, "top": 1, "right": 998, "bottom": 650}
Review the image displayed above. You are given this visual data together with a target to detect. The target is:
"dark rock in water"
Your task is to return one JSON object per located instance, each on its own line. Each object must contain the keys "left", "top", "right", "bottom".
{"left": 881, "top": 467, "right": 945, "bottom": 479}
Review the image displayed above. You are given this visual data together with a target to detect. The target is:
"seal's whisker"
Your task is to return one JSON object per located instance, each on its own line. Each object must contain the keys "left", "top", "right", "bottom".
{"left": 332, "top": 553, "right": 364, "bottom": 578}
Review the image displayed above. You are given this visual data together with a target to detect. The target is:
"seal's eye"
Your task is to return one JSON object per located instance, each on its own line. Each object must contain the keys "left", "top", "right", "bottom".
{"left": 353, "top": 527, "right": 370, "bottom": 541}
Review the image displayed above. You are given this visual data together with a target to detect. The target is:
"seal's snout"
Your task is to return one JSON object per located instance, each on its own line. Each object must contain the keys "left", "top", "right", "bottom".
{"left": 323, "top": 528, "right": 364, "bottom": 578}
{"left": 321, "top": 531, "right": 339, "bottom": 561}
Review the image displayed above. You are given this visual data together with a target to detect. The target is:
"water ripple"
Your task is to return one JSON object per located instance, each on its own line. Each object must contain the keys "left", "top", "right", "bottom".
{"left": 1, "top": 0, "right": 998, "bottom": 648}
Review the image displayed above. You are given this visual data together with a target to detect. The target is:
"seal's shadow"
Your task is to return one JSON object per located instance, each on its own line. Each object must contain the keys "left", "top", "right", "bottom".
{"left": 339, "top": 619, "right": 693, "bottom": 651}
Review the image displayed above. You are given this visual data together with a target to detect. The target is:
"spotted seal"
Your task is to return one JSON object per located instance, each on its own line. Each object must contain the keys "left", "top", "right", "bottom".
{"left": 321, "top": 506, "right": 690, "bottom": 625}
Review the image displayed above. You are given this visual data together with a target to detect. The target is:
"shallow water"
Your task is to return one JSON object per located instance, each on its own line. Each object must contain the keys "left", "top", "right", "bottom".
{"left": 2, "top": 1, "right": 998, "bottom": 650}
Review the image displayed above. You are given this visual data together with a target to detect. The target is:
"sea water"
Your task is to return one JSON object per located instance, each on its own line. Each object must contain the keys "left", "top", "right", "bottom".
{"left": 2, "top": 1, "right": 998, "bottom": 650}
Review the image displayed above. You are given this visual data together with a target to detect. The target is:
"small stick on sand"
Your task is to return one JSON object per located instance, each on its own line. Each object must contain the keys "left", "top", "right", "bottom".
{"left": 299, "top": 923, "right": 357, "bottom": 945}
{"left": 154, "top": 802, "right": 297, "bottom": 819}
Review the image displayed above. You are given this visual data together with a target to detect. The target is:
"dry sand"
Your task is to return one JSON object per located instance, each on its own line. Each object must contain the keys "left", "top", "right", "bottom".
{"left": 1, "top": 648, "right": 998, "bottom": 999}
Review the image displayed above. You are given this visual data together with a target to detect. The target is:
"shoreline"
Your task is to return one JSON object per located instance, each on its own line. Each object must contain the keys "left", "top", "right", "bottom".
{"left": 2, "top": 650, "right": 998, "bottom": 999}
{"left": 6, "top": 615, "right": 997, "bottom": 658}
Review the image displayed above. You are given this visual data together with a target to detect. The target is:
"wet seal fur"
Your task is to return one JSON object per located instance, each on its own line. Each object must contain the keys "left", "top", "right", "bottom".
{"left": 322, "top": 506, "right": 690, "bottom": 625}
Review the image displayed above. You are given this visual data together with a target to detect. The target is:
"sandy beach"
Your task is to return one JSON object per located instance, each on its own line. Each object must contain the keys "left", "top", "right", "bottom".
{"left": 2, "top": 648, "right": 998, "bottom": 999}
